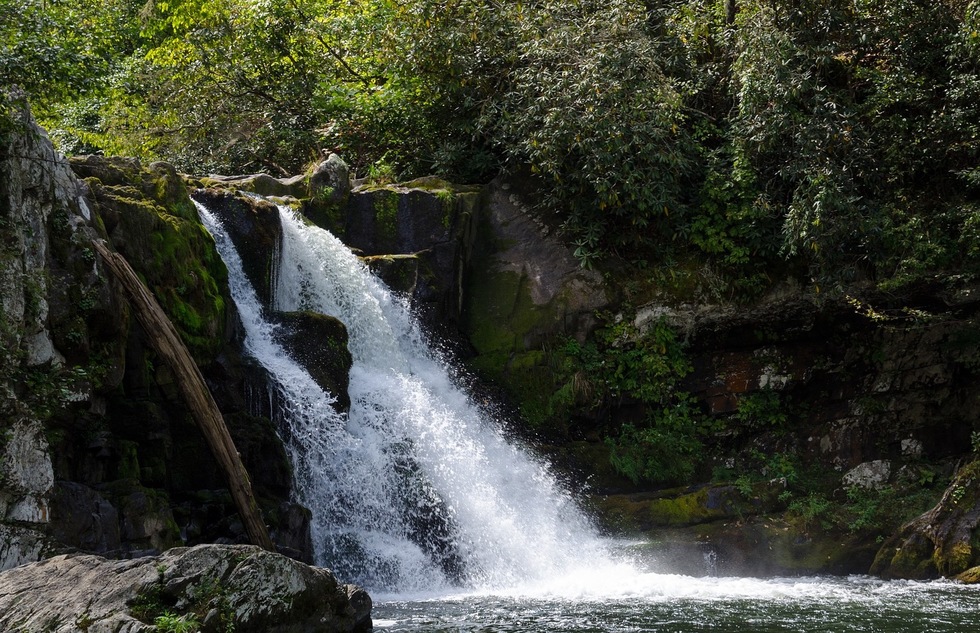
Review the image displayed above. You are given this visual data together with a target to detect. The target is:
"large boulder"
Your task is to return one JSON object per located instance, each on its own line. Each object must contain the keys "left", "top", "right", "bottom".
{"left": 309, "top": 153, "right": 351, "bottom": 205}
{"left": 872, "top": 459, "right": 980, "bottom": 580}
{"left": 0, "top": 544, "right": 372, "bottom": 633}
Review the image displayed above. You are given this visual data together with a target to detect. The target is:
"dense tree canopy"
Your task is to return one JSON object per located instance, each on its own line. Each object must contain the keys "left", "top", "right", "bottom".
{"left": 4, "top": 0, "right": 980, "bottom": 290}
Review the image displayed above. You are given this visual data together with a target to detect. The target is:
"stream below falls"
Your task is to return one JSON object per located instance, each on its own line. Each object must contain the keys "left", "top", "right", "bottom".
{"left": 373, "top": 542, "right": 980, "bottom": 632}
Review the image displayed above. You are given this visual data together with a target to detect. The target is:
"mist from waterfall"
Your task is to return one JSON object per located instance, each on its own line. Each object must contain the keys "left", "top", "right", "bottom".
{"left": 196, "top": 199, "right": 617, "bottom": 594}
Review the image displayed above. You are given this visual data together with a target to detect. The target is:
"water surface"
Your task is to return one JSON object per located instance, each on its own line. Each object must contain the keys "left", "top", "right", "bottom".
{"left": 373, "top": 572, "right": 980, "bottom": 632}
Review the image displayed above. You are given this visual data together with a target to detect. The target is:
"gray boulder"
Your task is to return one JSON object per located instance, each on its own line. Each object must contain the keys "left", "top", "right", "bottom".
{"left": 0, "top": 543, "right": 372, "bottom": 633}
{"left": 309, "top": 153, "right": 351, "bottom": 205}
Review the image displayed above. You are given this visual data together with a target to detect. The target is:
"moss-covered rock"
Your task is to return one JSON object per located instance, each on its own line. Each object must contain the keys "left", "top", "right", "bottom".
{"left": 873, "top": 459, "right": 980, "bottom": 579}
{"left": 188, "top": 171, "right": 310, "bottom": 199}
{"left": 363, "top": 254, "right": 420, "bottom": 296}
{"left": 596, "top": 481, "right": 781, "bottom": 532}
{"left": 73, "top": 156, "right": 227, "bottom": 363}
{"left": 955, "top": 565, "right": 980, "bottom": 583}
{"left": 461, "top": 180, "right": 609, "bottom": 429}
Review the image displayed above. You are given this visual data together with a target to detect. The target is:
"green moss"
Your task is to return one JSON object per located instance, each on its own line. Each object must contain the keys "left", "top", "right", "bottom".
{"left": 74, "top": 158, "right": 228, "bottom": 363}
{"left": 302, "top": 198, "right": 346, "bottom": 235}
{"left": 937, "top": 541, "right": 974, "bottom": 576}
{"left": 116, "top": 440, "right": 141, "bottom": 480}
{"left": 363, "top": 254, "right": 418, "bottom": 294}
{"left": 375, "top": 190, "right": 399, "bottom": 246}
{"left": 465, "top": 269, "right": 541, "bottom": 356}
{"left": 955, "top": 566, "right": 980, "bottom": 583}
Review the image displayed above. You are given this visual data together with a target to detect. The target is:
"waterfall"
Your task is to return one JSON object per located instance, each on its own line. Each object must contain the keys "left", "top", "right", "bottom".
{"left": 196, "top": 199, "right": 614, "bottom": 594}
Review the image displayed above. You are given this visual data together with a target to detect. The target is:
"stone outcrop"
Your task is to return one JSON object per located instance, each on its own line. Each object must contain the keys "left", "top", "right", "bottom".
{"left": 1, "top": 90, "right": 108, "bottom": 568}
{"left": 309, "top": 153, "right": 351, "bottom": 205}
{"left": 0, "top": 95, "right": 314, "bottom": 567}
{"left": 337, "top": 176, "right": 483, "bottom": 335}
{"left": 190, "top": 188, "right": 283, "bottom": 307}
{"left": 872, "top": 458, "right": 980, "bottom": 580}
{"left": 565, "top": 282, "right": 980, "bottom": 576}
{"left": 461, "top": 179, "right": 610, "bottom": 427}
{"left": 271, "top": 311, "right": 353, "bottom": 412}
{"left": 0, "top": 544, "right": 371, "bottom": 633}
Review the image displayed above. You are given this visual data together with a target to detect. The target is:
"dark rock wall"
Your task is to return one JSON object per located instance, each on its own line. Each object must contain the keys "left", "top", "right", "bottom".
{"left": 0, "top": 100, "right": 312, "bottom": 569}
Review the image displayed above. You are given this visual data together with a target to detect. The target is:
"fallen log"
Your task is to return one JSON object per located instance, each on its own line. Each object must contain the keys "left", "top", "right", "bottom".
{"left": 92, "top": 239, "right": 275, "bottom": 552}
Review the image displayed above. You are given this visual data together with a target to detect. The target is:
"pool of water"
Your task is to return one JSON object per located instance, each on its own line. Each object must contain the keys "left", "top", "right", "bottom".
{"left": 373, "top": 574, "right": 980, "bottom": 632}
{"left": 371, "top": 540, "right": 979, "bottom": 632}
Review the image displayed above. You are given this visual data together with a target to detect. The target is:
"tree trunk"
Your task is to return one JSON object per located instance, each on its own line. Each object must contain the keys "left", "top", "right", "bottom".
{"left": 92, "top": 240, "right": 275, "bottom": 552}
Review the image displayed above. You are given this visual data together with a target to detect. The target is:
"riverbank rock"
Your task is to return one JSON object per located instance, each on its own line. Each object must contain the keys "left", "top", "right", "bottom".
{"left": 0, "top": 544, "right": 372, "bottom": 633}
{"left": 872, "top": 459, "right": 980, "bottom": 579}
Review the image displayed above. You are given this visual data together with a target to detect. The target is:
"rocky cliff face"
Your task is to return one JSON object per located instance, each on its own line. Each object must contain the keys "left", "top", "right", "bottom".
{"left": 0, "top": 95, "right": 313, "bottom": 569}
{"left": 1, "top": 91, "right": 109, "bottom": 569}
{"left": 596, "top": 287, "right": 980, "bottom": 578}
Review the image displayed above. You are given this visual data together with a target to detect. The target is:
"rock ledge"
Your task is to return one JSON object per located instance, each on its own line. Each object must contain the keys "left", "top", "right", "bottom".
{"left": 0, "top": 543, "right": 371, "bottom": 632}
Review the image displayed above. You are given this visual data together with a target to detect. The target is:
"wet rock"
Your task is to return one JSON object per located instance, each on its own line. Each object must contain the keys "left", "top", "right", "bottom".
{"left": 0, "top": 544, "right": 372, "bottom": 633}
{"left": 337, "top": 178, "right": 482, "bottom": 331}
{"left": 955, "top": 565, "right": 980, "bottom": 584}
{"left": 310, "top": 153, "right": 351, "bottom": 205}
{"left": 270, "top": 311, "right": 353, "bottom": 411}
{"left": 192, "top": 188, "right": 282, "bottom": 308}
{"left": 843, "top": 460, "right": 892, "bottom": 490}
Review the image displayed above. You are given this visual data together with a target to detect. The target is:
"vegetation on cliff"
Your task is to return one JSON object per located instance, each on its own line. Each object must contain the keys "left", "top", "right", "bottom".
{"left": 4, "top": 0, "right": 980, "bottom": 292}
{"left": 5, "top": 0, "right": 980, "bottom": 579}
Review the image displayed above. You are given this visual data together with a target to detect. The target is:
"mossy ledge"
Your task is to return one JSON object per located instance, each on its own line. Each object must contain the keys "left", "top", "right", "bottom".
{"left": 71, "top": 156, "right": 227, "bottom": 363}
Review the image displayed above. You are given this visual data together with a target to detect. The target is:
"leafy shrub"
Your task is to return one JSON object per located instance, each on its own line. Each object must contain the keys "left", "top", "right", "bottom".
{"left": 155, "top": 612, "right": 200, "bottom": 633}
{"left": 607, "top": 399, "right": 704, "bottom": 485}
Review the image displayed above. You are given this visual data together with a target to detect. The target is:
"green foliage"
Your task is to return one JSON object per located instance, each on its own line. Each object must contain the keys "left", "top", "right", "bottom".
{"left": 557, "top": 316, "right": 710, "bottom": 485}
{"left": 787, "top": 492, "right": 832, "bottom": 533}
{"left": 557, "top": 316, "right": 692, "bottom": 410}
{"left": 487, "top": 1, "right": 695, "bottom": 265}
{"left": 21, "top": 365, "right": 91, "bottom": 421}
{"left": 154, "top": 612, "right": 200, "bottom": 633}
{"left": 734, "top": 389, "right": 788, "bottom": 431}
{"left": 606, "top": 399, "right": 704, "bottom": 485}
{"left": 130, "top": 566, "right": 233, "bottom": 632}
{"left": 7, "top": 0, "right": 980, "bottom": 290}
{"left": 842, "top": 485, "right": 897, "bottom": 534}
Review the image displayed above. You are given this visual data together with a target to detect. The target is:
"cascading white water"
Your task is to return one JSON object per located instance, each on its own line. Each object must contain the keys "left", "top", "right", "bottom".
{"left": 194, "top": 198, "right": 980, "bottom": 630}
{"left": 196, "top": 199, "right": 618, "bottom": 594}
